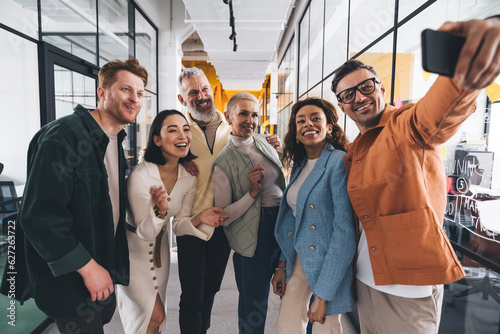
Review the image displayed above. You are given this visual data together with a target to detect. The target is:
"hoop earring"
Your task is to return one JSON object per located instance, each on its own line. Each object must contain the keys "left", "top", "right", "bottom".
{"left": 327, "top": 133, "right": 333, "bottom": 140}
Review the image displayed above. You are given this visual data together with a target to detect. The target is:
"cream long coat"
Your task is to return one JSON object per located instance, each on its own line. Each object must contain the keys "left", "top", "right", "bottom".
{"left": 116, "top": 161, "right": 197, "bottom": 334}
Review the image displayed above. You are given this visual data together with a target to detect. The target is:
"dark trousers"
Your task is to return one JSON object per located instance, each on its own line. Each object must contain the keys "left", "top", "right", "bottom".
{"left": 233, "top": 207, "right": 280, "bottom": 334}
{"left": 54, "top": 294, "right": 116, "bottom": 334}
{"left": 176, "top": 226, "right": 231, "bottom": 334}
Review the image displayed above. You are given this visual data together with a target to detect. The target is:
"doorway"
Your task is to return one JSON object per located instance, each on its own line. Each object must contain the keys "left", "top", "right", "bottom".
{"left": 38, "top": 42, "right": 138, "bottom": 166}
{"left": 39, "top": 42, "right": 99, "bottom": 125}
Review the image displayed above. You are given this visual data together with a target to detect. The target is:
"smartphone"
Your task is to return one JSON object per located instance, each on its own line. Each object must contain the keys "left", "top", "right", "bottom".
{"left": 421, "top": 29, "right": 466, "bottom": 77}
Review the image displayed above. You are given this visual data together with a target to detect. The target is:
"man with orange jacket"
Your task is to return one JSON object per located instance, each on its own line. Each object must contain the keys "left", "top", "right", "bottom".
{"left": 331, "top": 17, "right": 500, "bottom": 333}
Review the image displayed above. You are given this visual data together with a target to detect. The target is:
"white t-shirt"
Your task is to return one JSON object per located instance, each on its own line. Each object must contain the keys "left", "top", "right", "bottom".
{"left": 103, "top": 133, "right": 120, "bottom": 235}
{"left": 286, "top": 158, "right": 318, "bottom": 217}
{"left": 356, "top": 223, "right": 433, "bottom": 298}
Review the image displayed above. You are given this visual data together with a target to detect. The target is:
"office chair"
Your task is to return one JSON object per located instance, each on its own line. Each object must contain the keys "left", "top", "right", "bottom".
{"left": 0, "top": 181, "right": 19, "bottom": 252}
{"left": 0, "top": 181, "right": 18, "bottom": 214}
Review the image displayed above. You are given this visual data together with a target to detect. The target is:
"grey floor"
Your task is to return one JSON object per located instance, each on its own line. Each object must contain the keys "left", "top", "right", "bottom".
{"left": 39, "top": 252, "right": 500, "bottom": 334}
{"left": 41, "top": 250, "right": 357, "bottom": 333}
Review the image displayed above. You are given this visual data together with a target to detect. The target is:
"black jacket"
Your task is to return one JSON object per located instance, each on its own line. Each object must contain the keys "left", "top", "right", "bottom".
{"left": 1, "top": 105, "right": 130, "bottom": 320}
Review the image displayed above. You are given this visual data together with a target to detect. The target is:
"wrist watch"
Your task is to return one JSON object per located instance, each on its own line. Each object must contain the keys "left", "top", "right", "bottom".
{"left": 154, "top": 205, "right": 166, "bottom": 219}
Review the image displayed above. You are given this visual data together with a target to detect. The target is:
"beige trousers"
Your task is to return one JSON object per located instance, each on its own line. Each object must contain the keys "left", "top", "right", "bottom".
{"left": 276, "top": 256, "right": 344, "bottom": 334}
{"left": 356, "top": 279, "right": 444, "bottom": 334}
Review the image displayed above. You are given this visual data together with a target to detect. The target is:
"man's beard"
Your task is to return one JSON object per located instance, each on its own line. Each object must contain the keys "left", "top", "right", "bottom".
{"left": 188, "top": 98, "right": 216, "bottom": 124}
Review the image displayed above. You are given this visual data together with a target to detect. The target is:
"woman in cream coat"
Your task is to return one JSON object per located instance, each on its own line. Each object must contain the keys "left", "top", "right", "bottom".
{"left": 116, "top": 110, "right": 228, "bottom": 334}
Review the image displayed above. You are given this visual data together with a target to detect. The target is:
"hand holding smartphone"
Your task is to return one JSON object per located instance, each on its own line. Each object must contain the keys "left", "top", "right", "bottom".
{"left": 421, "top": 29, "right": 466, "bottom": 77}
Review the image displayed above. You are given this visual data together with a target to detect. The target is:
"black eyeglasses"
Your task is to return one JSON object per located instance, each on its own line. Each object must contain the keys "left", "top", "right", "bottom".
{"left": 336, "top": 77, "right": 380, "bottom": 104}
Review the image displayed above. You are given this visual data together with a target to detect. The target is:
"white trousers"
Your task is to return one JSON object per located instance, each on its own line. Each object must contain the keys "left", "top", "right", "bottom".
{"left": 276, "top": 255, "right": 346, "bottom": 334}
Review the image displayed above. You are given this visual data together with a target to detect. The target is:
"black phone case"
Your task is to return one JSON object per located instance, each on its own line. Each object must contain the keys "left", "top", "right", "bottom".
{"left": 421, "top": 29, "right": 466, "bottom": 77}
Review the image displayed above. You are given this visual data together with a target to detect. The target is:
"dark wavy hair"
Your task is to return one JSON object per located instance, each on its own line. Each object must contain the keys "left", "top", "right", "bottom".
{"left": 144, "top": 109, "right": 197, "bottom": 165}
{"left": 281, "top": 97, "right": 349, "bottom": 170}
{"left": 330, "top": 59, "right": 378, "bottom": 95}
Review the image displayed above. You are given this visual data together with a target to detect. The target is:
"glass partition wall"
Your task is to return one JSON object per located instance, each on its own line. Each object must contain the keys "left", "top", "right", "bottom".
{"left": 38, "top": 0, "right": 158, "bottom": 166}
{"left": 278, "top": 0, "right": 500, "bottom": 333}
{"left": 0, "top": 1, "right": 158, "bottom": 332}
{"left": 1, "top": 0, "right": 157, "bottom": 181}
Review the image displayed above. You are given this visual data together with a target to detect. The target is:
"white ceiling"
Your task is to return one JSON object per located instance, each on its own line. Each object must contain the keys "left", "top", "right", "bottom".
{"left": 182, "top": 0, "right": 295, "bottom": 91}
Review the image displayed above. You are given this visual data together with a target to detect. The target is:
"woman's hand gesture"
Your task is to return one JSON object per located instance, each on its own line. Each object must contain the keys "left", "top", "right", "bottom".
{"left": 192, "top": 207, "right": 230, "bottom": 227}
{"left": 150, "top": 185, "right": 169, "bottom": 216}
{"left": 271, "top": 261, "right": 287, "bottom": 296}
{"left": 248, "top": 164, "right": 264, "bottom": 199}
{"left": 308, "top": 295, "right": 327, "bottom": 324}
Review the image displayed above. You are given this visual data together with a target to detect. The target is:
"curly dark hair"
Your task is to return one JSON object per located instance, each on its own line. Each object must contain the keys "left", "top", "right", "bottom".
{"left": 144, "top": 109, "right": 196, "bottom": 165}
{"left": 281, "top": 97, "right": 349, "bottom": 170}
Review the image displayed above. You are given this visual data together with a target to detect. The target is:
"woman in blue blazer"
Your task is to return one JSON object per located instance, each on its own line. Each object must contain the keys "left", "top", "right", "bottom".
{"left": 272, "top": 97, "right": 356, "bottom": 333}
